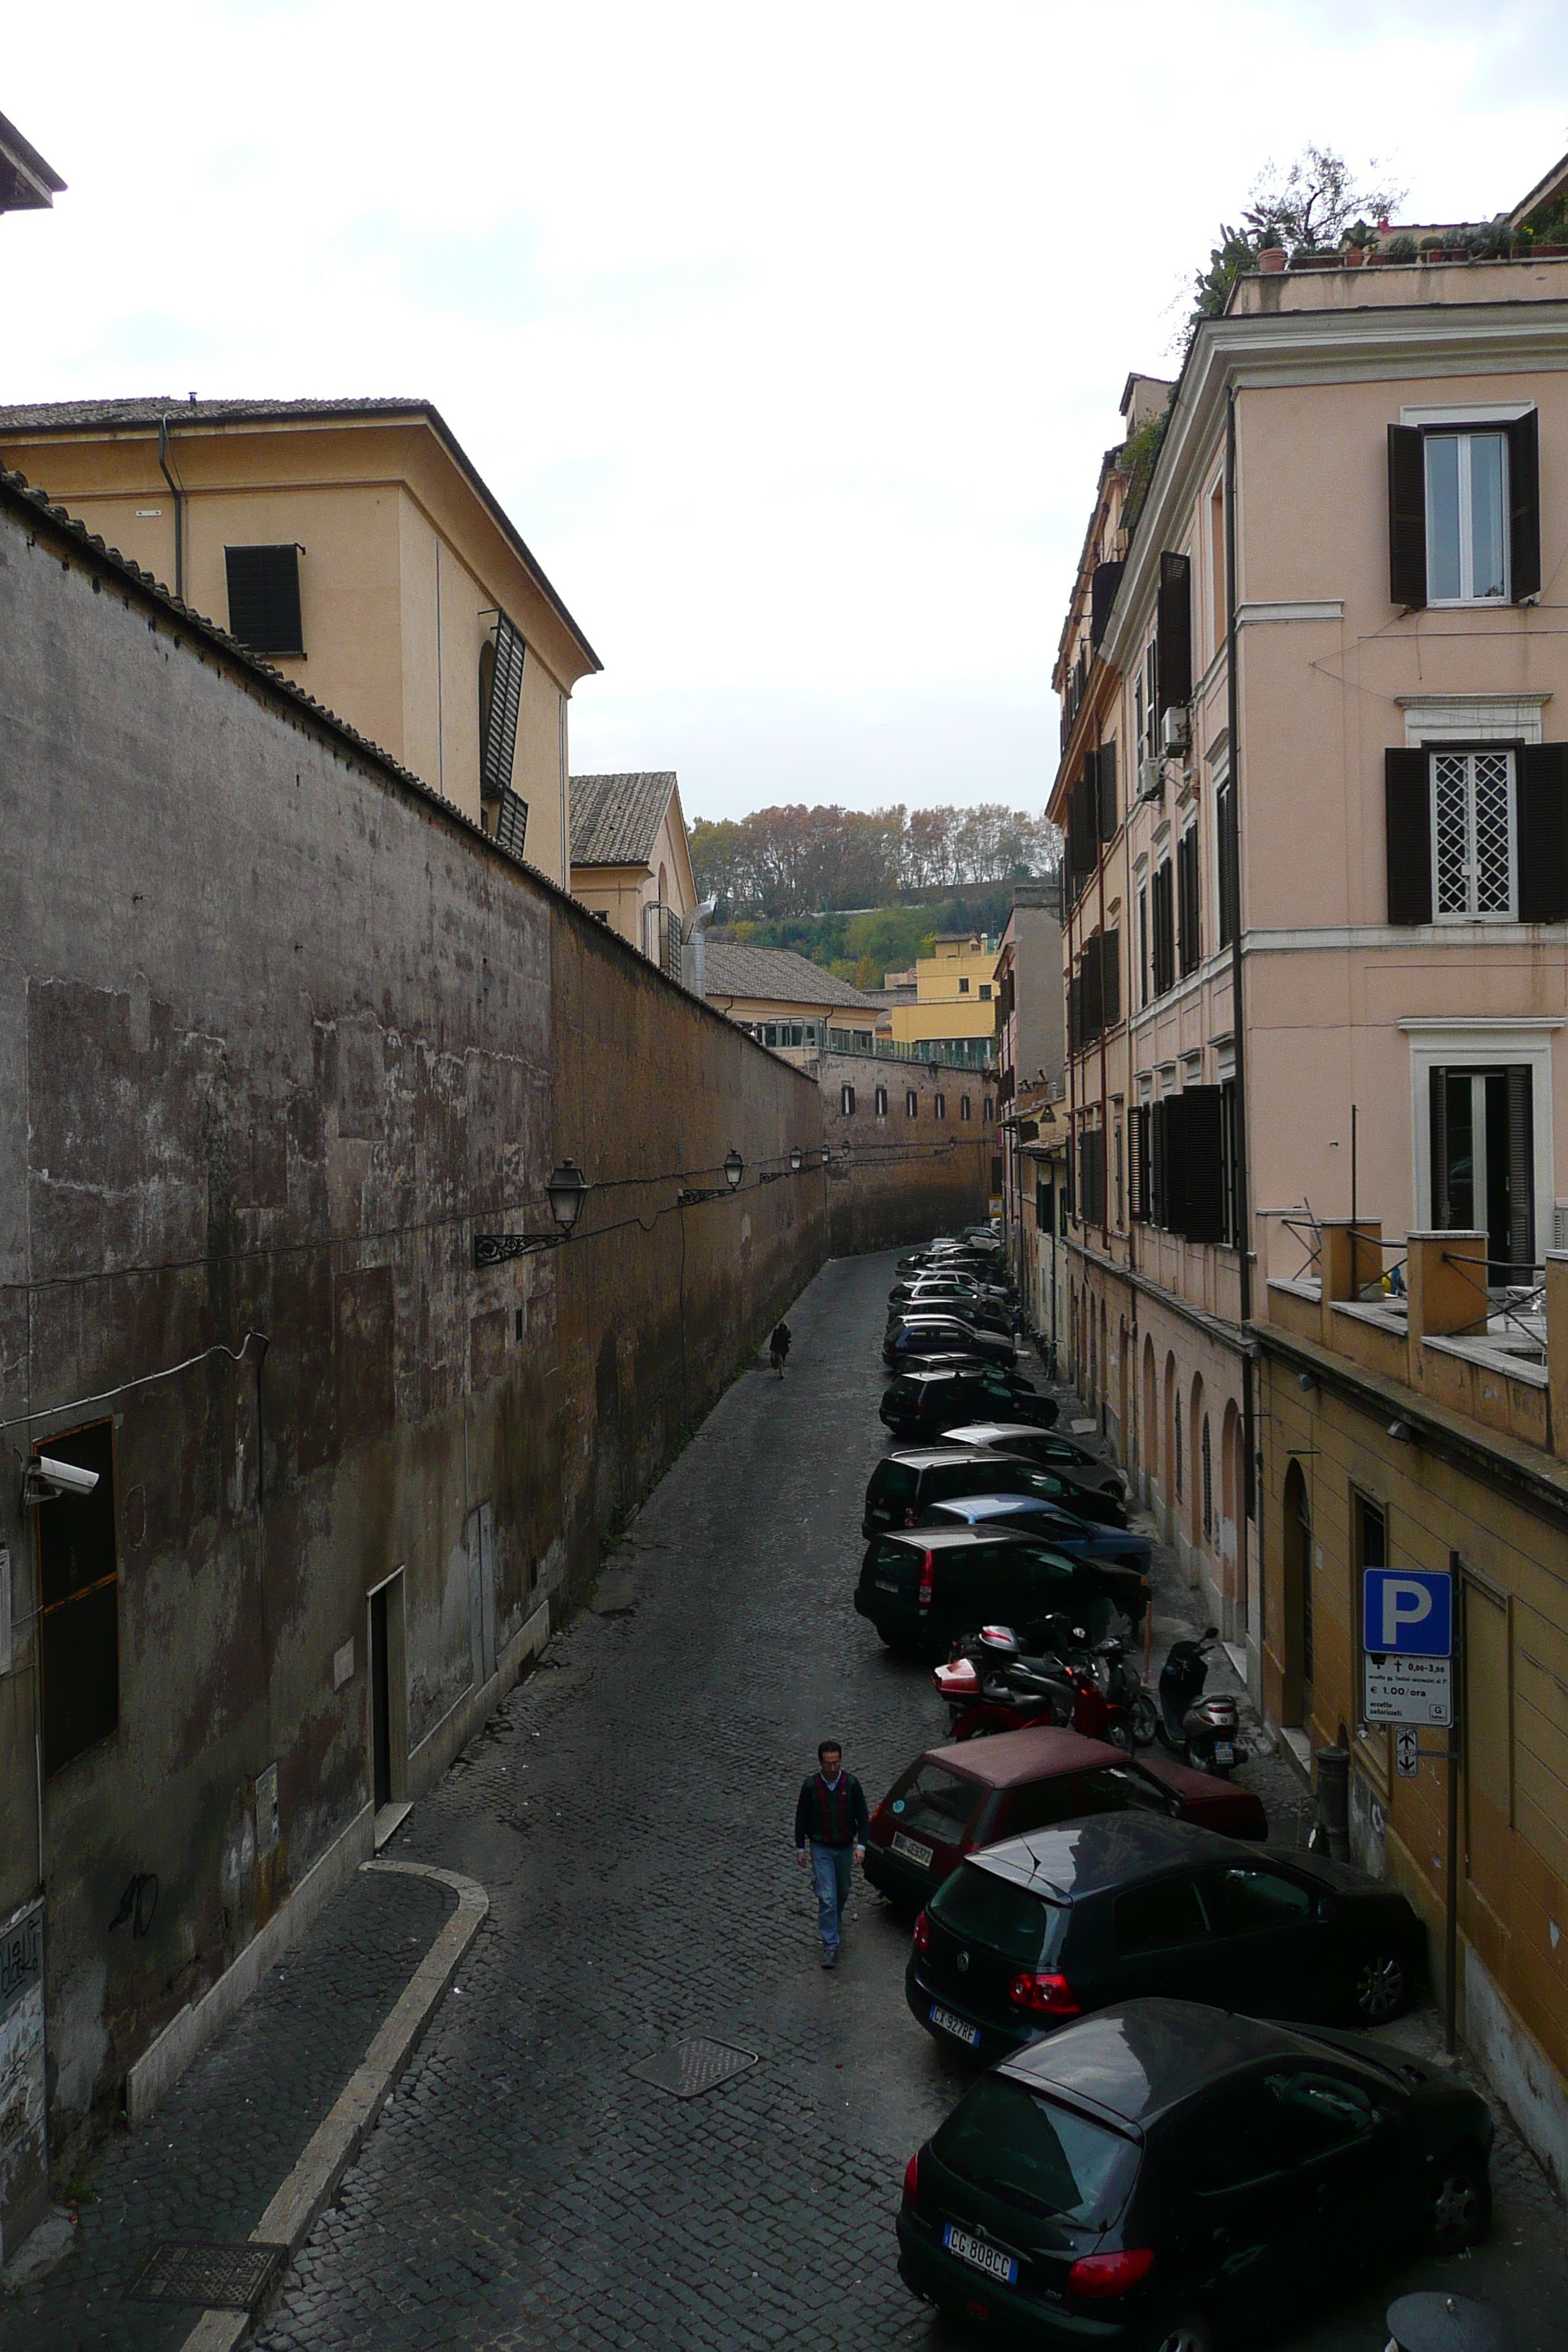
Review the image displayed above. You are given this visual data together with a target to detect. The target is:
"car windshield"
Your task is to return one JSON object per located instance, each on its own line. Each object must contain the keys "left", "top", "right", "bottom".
{"left": 871, "top": 1463, "right": 918, "bottom": 1508}
{"left": 933, "top": 2078, "right": 1137, "bottom": 2224}
{"left": 930, "top": 1861, "right": 1064, "bottom": 1964}
{"left": 888, "top": 1762, "right": 984, "bottom": 1844}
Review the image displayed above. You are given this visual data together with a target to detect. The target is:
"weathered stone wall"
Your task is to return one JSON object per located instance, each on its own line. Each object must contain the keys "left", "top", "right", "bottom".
{"left": 0, "top": 478, "right": 823, "bottom": 2165}
{"left": 821, "top": 1050, "right": 994, "bottom": 1255}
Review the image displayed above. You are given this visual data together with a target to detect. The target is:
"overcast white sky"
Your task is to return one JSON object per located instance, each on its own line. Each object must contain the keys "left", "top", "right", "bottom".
{"left": 7, "top": 2, "right": 1568, "bottom": 823}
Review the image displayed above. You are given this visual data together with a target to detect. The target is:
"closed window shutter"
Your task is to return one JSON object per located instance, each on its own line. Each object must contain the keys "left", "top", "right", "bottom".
{"left": 1097, "top": 741, "right": 1117, "bottom": 840}
{"left": 1068, "top": 973, "right": 1082, "bottom": 1054}
{"left": 1082, "top": 936, "right": 1104, "bottom": 1040}
{"left": 1164, "top": 1093, "right": 1190, "bottom": 1233}
{"left": 1428, "top": 1068, "right": 1451, "bottom": 1229}
{"left": 1216, "top": 781, "right": 1236, "bottom": 949}
{"left": 1508, "top": 410, "right": 1541, "bottom": 603}
{"left": 1516, "top": 743, "right": 1568, "bottom": 921}
{"left": 1387, "top": 425, "right": 1427, "bottom": 608}
{"left": 225, "top": 544, "right": 304, "bottom": 655}
{"left": 1090, "top": 559, "right": 1123, "bottom": 651}
{"left": 1384, "top": 747, "right": 1432, "bottom": 923}
{"left": 1065, "top": 1130, "right": 1077, "bottom": 1214}
{"left": 1101, "top": 929, "right": 1120, "bottom": 1027}
{"left": 1182, "top": 1087, "right": 1226, "bottom": 1243}
{"left": 1156, "top": 552, "right": 1193, "bottom": 713}
{"left": 1149, "top": 1100, "right": 1166, "bottom": 1227}
{"left": 480, "top": 614, "right": 527, "bottom": 801}
{"left": 1152, "top": 863, "right": 1175, "bottom": 992}
{"left": 1507, "top": 1065, "right": 1535, "bottom": 1270}
{"left": 1177, "top": 830, "right": 1200, "bottom": 974}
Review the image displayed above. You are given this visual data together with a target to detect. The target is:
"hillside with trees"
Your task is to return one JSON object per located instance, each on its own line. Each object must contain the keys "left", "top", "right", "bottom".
{"left": 690, "top": 801, "right": 1059, "bottom": 922}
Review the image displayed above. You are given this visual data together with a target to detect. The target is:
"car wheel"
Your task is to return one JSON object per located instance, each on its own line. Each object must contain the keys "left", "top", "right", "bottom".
{"left": 1141, "top": 2313, "right": 1215, "bottom": 2352}
{"left": 1349, "top": 1949, "right": 1409, "bottom": 2024}
{"left": 1426, "top": 2145, "right": 1491, "bottom": 2253}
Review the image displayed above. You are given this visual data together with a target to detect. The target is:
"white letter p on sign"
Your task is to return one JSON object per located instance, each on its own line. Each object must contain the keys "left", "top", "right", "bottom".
{"left": 1381, "top": 1578, "right": 1433, "bottom": 1647}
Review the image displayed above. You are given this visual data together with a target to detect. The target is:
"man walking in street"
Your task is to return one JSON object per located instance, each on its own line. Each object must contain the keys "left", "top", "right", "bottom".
{"left": 769, "top": 1318, "right": 791, "bottom": 1376}
{"left": 794, "top": 1741, "right": 868, "bottom": 1967}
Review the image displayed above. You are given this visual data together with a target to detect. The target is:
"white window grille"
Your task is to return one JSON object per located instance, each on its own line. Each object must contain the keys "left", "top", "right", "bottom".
{"left": 1431, "top": 749, "right": 1515, "bottom": 918}
{"left": 1425, "top": 431, "right": 1508, "bottom": 603}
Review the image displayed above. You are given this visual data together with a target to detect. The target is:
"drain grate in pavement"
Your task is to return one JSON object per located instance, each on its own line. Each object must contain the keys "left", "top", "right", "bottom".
{"left": 129, "top": 2240, "right": 290, "bottom": 2310}
{"left": 627, "top": 2036, "right": 758, "bottom": 2099}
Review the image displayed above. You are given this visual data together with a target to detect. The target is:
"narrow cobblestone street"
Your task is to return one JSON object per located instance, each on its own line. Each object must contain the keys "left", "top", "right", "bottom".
{"left": 10, "top": 1248, "right": 1567, "bottom": 2351}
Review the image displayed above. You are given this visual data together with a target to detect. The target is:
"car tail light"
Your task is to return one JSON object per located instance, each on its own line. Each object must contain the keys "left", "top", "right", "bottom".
{"left": 1006, "top": 1969, "right": 1079, "bottom": 2019}
{"left": 912, "top": 1909, "right": 931, "bottom": 1954}
{"left": 1066, "top": 2247, "right": 1154, "bottom": 2299}
{"left": 918, "top": 1549, "right": 935, "bottom": 1610}
{"left": 902, "top": 2151, "right": 920, "bottom": 2204}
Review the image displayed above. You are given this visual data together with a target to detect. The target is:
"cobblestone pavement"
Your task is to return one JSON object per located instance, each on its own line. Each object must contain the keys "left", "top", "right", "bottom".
{"left": 0, "top": 1866, "right": 454, "bottom": 2351}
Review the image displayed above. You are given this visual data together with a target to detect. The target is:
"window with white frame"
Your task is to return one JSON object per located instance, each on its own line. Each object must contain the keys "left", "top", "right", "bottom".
{"left": 1425, "top": 431, "right": 1509, "bottom": 604}
{"left": 905, "top": 1089, "right": 919, "bottom": 1119}
{"left": 875, "top": 1084, "right": 888, "bottom": 1116}
{"left": 1431, "top": 747, "right": 1515, "bottom": 918}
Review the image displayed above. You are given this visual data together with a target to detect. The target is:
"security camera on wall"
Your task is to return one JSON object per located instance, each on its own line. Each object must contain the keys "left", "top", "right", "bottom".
{"left": 23, "top": 1455, "right": 100, "bottom": 1504}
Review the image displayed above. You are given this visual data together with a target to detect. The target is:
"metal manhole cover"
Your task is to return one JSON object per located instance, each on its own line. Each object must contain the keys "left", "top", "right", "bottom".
{"left": 627, "top": 2036, "right": 758, "bottom": 2098}
{"left": 130, "top": 2241, "right": 290, "bottom": 2310}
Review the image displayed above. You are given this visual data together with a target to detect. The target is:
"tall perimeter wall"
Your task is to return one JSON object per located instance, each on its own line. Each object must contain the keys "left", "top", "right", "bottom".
{"left": 0, "top": 472, "right": 823, "bottom": 2197}
{"left": 821, "top": 1048, "right": 995, "bottom": 1254}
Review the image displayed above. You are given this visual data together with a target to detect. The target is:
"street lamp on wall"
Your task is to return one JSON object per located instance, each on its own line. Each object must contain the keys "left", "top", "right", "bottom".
{"left": 679, "top": 1149, "right": 747, "bottom": 1208}
{"left": 474, "top": 1158, "right": 592, "bottom": 1267}
{"left": 790, "top": 1146, "right": 803, "bottom": 1175}
{"left": 723, "top": 1147, "right": 744, "bottom": 1192}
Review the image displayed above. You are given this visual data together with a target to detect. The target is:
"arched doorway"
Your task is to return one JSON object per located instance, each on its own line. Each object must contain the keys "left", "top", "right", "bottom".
{"left": 1142, "top": 1335, "right": 1158, "bottom": 1508}
{"left": 1163, "top": 1354, "right": 1179, "bottom": 1543}
{"left": 1188, "top": 1373, "right": 1206, "bottom": 1550}
{"left": 1221, "top": 1398, "right": 1241, "bottom": 1622}
{"left": 1281, "top": 1458, "right": 1313, "bottom": 1727}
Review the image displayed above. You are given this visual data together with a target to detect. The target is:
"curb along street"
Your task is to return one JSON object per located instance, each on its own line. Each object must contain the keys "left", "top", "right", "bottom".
{"left": 177, "top": 1863, "right": 488, "bottom": 2352}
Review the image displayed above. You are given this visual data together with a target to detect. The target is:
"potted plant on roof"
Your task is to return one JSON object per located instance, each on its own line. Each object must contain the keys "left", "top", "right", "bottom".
{"left": 1256, "top": 223, "right": 1286, "bottom": 273}
{"left": 1342, "top": 220, "right": 1373, "bottom": 267}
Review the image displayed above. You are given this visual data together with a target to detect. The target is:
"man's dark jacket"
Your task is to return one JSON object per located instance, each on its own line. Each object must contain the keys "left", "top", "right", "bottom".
{"left": 795, "top": 1771, "right": 870, "bottom": 1850}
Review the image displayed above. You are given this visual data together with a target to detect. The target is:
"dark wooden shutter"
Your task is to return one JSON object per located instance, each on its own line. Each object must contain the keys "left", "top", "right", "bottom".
{"left": 481, "top": 614, "right": 527, "bottom": 800}
{"left": 1101, "top": 929, "right": 1120, "bottom": 1027}
{"left": 1128, "top": 1105, "right": 1146, "bottom": 1221}
{"left": 1156, "top": 552, "right": 1192, "bottom": 714}
{"left": 1164, "top": 1093, "right": 1191, "bottom": 1234}
{"left": 1097, "top": 740, "right": 1118, "bottom": 840}
{"left": 1215, "top": 780, "right": 1236, "bottom": 949}
{"left": 1387, "top": 424, "right": 1428, "bottom": 609}
{"left": 1081, "top": 936, "right": 1104, "bottom": 1041}
{"left": 1182, "top": 1087, "right": 1226, "bottom": 1243}
{"left": 1429, "top": 1069, "right": 1451, "bottom": 1229}
{"left": 1516, "top": 742, "right": 1568, "bottom": 921}
{"left": 1384, "top": 747, "right": 1431, "bottom": 924}
{"left": 1065, "top": 1126, "right": 1077, "bottom": 1214}
{"left": 1509, "top": 410, "right": 1541, "bottom": 603}
{"left": 1090, "top": 559, "right": 1124, "bottom": 651}
{"left": 225, "top": 543, "right": 304, "bottom": 655}
{"left": 1177, "top": 829, "right": 1200, "bottom": 974}
{"left": 1068, "top": 973, "right": 1082, "bottom": 1055}
{"left": 1507, "top": 1065, "right": 1534, "bottom": 1271}
{"left": 1148, "top": 1100, "right": 1166, "bottom": 1227}
{"left": 1152, "top": 862, "right": 1175, "bottom": 992}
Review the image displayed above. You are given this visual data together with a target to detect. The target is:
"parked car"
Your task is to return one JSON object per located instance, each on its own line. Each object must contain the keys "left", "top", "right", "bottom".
{"left": 863, "top": 1450, "right": 1134, "bottom": 1543}
{"left": 854, "top": 1526, "right": 1141, "bottom": 1655}
{"left": 944, "top": 1422, "right": 1126, "bottom": 1498}
{"left": 883, "top": 1314, "right": 1019, "bottom": 1371}
{"left": 888, "top": 1275, "right": 1012, "bottom": 1313}
{"left": 881, "top": 1368, "right": 1053, "bottom": 1441}
{"left": 897, "top": 1248, "right": 1011, "bottom": 1282}
{"left": 863, "top": 1726, "right": 1266, "bottom": 1907}
{"left": 897, "top": 1998, "right": 1493, "bottom": 2348}
{"left": 905, "top": 1814, "right": 1424, "bottom": 2067}
{"left": 886, "top": 1289, "right": 1014, "bottom": 1337}
{"left": 919, "top": 1491, "right": 1153, "bottom": 1580}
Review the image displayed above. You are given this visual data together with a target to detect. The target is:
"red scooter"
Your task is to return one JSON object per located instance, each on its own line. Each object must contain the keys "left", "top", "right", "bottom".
{"left": 934, "top": 1623, "right": 1158, "bottom": 1751}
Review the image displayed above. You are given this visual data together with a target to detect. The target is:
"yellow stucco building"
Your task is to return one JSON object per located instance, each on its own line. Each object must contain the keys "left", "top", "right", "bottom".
{"left": 881, "top": 933, "right": 1000, "bottom": 1063}
{"left": 0, "top": 396, "right": 600, "bottom": 887}
{"left": 569, "top": 772, "right": 699, "bottom": 972}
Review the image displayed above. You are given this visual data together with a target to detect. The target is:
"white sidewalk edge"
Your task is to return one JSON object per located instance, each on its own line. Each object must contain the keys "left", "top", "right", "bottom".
{"left": 176, "top": 1858, "right": 488, "bottom": 2352}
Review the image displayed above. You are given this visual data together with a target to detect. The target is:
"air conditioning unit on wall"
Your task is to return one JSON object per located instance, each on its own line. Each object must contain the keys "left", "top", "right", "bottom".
{"left": 1161, "top": 706, "right": 1190, "bottom": 755}
{"left": 1137, "top": 757, "right": 1164, "bottom": 804}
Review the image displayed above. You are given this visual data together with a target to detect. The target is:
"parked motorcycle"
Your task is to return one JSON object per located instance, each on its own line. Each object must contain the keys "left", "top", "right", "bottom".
{"left": 935, "top": 1621, "right": 1158, "bottom": 1752}
{"left": 1156, "top": 1626, "right": 1244, "bottom": 1774}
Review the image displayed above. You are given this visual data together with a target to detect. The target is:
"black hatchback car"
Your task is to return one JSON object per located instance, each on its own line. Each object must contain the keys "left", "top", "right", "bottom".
{"left": 897, "top": 1998, "right": 1493, "bottom": 2351}
{"left": 881, "top": 1366, "right": 1054, "bottom": 1441}
{"left": 856, "top": 1526, "right": 1144, "bottom": 1656}
{"left": 906, "top": 1815, "right": 1424, "bottom": 2066}
{"left": 862, "top": 1449, "right": 1132, "bottom": 1540}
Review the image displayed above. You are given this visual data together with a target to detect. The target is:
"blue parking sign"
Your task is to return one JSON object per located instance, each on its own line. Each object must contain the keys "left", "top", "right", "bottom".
{"left": 1362, "top": 1569, "right": 1452, "bottom": 1659}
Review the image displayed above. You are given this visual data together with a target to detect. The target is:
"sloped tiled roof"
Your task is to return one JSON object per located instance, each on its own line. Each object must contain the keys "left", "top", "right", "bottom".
{"left": 0, "top": 396, "right": 601, "bottom": 671}
{"left": 569, "top": 772, "right": 677, "bottom": 867}
{"left": 702, "top": 944, "right": 885, "bottom": 1010}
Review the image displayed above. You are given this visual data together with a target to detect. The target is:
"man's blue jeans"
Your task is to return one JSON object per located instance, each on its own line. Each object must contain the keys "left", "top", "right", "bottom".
{"left": 810, "top": 1842, "right": 853, "bottom": 1953}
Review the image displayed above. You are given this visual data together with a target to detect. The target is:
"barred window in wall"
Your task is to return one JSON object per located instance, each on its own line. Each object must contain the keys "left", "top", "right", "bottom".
{"left": 1433, "top": 749, "right": 1515, "bottom": 917}
{"left": 960, "top": 1095, "right": 971, "bottom": 1121}
{"left": 984, "top": 1098, "right": 994, "bottom": 1121}
{"left": 875, "top": 1085, "right": 889, "bottom": 1116}
{"left": 841, "top": 1084, "right": 856, "bottom": 1115}
{"left": 1201, "top": 1417, "right": 1213, "bottom": 1542}
{"left": 906, "top": 1090, "right": 919, "bottom": 1119}
{"left": 934, "top": 1093, "right": 946, "bottom": 1120}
